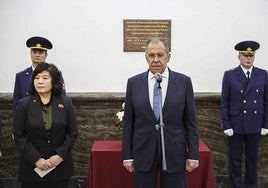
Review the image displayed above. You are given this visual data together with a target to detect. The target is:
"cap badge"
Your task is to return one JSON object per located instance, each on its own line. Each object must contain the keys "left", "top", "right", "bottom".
{"left": 246, "top": 47, "right": 252, "bottom": 52}
{"left": 36, "top": 43, "right": 42, "bottom": 48}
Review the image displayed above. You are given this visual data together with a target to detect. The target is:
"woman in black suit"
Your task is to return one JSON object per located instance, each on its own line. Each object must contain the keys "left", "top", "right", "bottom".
{"left": 13, "top": 62, "right": 77, "bottom": 188}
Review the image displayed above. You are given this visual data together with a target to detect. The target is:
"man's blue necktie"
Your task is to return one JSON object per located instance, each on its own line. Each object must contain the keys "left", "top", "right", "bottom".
{"left": 153, "top": 81, "right": 160, "bottom": 119}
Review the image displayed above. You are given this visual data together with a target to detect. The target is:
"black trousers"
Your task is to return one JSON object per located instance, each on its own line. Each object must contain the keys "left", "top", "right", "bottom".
{"left": 135, "top": 142, "right": 186, "bottom": 188}
{"left": 228, "top": 134, "right": 260, "bottom": 188}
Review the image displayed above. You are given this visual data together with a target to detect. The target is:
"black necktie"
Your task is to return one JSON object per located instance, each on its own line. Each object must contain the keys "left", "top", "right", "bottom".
{"left": 246, "top": 71, "right": 250, "bottom": 85}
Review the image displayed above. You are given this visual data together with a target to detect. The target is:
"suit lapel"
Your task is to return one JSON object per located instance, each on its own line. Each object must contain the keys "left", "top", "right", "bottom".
{"left": 245, "top": 67, "right": 258, "bottom": 95}
{"left": 162, "top": 70, "right": 177, "bottom": 114}
{"left": 24, "top": 67, "right": 33, "bottom": 83}
{"left": 139, "top": 71, "right": 160, "bottom": 121}
{"left": 141, "top": 72, "right": 156, "bottom": 119}
{"left": 29, "top": 95, "right": 47, "bottom": 137}
{"left": 50, "top": 96, "right": 65, "bottom": 137}
{"left": 235, "top": 66, "right": 247, "bottom": 87}
{"left": 22, "top": 67, "right": 33, "bottom": 95}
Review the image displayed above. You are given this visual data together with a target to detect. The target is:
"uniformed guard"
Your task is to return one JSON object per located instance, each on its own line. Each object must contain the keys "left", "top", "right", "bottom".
{"left": 13, "top": 36, "right": 66, "bottom": 115}
{"left": 221, "top": 40, "right": 268, "bottom": 188}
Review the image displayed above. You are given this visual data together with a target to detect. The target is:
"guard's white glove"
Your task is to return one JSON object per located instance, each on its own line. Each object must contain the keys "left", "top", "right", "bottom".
{"left": 223, "top": 128, "right": 234, "bottom": 136}
{"left": 261, "top": 128, "right": 268, "bottom": 135}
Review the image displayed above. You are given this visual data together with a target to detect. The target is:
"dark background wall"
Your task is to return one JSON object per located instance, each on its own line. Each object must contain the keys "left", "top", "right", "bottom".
{"left": 0, "top": 92, "right": 268, "bottom": 188}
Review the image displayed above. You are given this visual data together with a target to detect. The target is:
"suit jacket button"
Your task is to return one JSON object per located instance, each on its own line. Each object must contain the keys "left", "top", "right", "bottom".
{"left": 48, "top": 140, "right": 50, "bottom": 143}
{"left": 254, "top": 100, "right": 257, "bottom": 103}
{"left": 241, "top": 90, "right": 244, "bottom": 93}
{"left": 256, "top": 89, "right": 259, "bottom": 93}
{"left": 243, "top": 100, "right": 247, "bottom": 103}
{"left": 244, "top": 110, "right": 247, "bottom": 114}
{"left": 254, "top": 111, "right": 257, "bottom": 114}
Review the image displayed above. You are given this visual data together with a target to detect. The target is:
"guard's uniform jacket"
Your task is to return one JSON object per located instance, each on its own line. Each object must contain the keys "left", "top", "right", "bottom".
{"left": 221, "top": 65, "right": 268, "bottom": 134}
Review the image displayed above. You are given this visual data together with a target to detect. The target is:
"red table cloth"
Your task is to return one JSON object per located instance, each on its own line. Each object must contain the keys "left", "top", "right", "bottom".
{"left": 88, "top": 140, "right": 215, "bottom": 188}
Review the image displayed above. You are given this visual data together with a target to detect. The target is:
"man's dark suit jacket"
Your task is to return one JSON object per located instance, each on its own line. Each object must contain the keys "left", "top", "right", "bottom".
{"left": 13, "top": 94, "right": 77, "bottom": 183}
{"left": 122, "top": 68, "right": 199, "bottom": 173}
{"left": 13, "top": 66, "right": 66, "bottom": 114}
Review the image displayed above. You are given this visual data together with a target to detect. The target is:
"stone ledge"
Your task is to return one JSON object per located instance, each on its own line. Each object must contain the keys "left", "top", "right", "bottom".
{"left": 0, "top": 92, "right": 221, "bottom": 102}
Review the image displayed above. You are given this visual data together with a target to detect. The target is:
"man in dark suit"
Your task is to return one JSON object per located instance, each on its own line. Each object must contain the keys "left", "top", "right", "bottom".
{"left": 221, "top": 40, "right": 268, "bottom": 188}
{"left": 122, "top": 37, "right": 199, "bottom": 188}
{"left": 13, "top": 36, "right": 66, "bottom": 114}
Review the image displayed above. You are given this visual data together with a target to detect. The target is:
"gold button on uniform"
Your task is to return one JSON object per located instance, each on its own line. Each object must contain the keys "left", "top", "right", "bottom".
{"left": 254, "top": 100, "right": 257, "bottom": 103}
{"left": 244, "top": 110, "right": 247, "bottom": 114}
{"left": 254, "top": 111, "right": 257, "bottom": 114}
{"left": 243, "top": 100, "right": 247, "bottom": 103}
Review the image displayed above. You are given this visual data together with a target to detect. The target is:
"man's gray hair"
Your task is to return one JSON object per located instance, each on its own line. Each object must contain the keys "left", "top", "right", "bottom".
{"left": 145, "top": 37, "right": 170, "bottom": 54}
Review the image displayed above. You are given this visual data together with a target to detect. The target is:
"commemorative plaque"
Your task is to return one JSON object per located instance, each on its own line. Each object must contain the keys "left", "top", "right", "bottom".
{"left": 123, "top": 19, "right": 171, "bottom": 52}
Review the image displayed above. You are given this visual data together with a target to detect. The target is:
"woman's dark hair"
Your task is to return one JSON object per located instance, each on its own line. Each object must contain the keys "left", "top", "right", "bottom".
{"left": 29, "top": 62, "right": 63, "bottom": 96}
